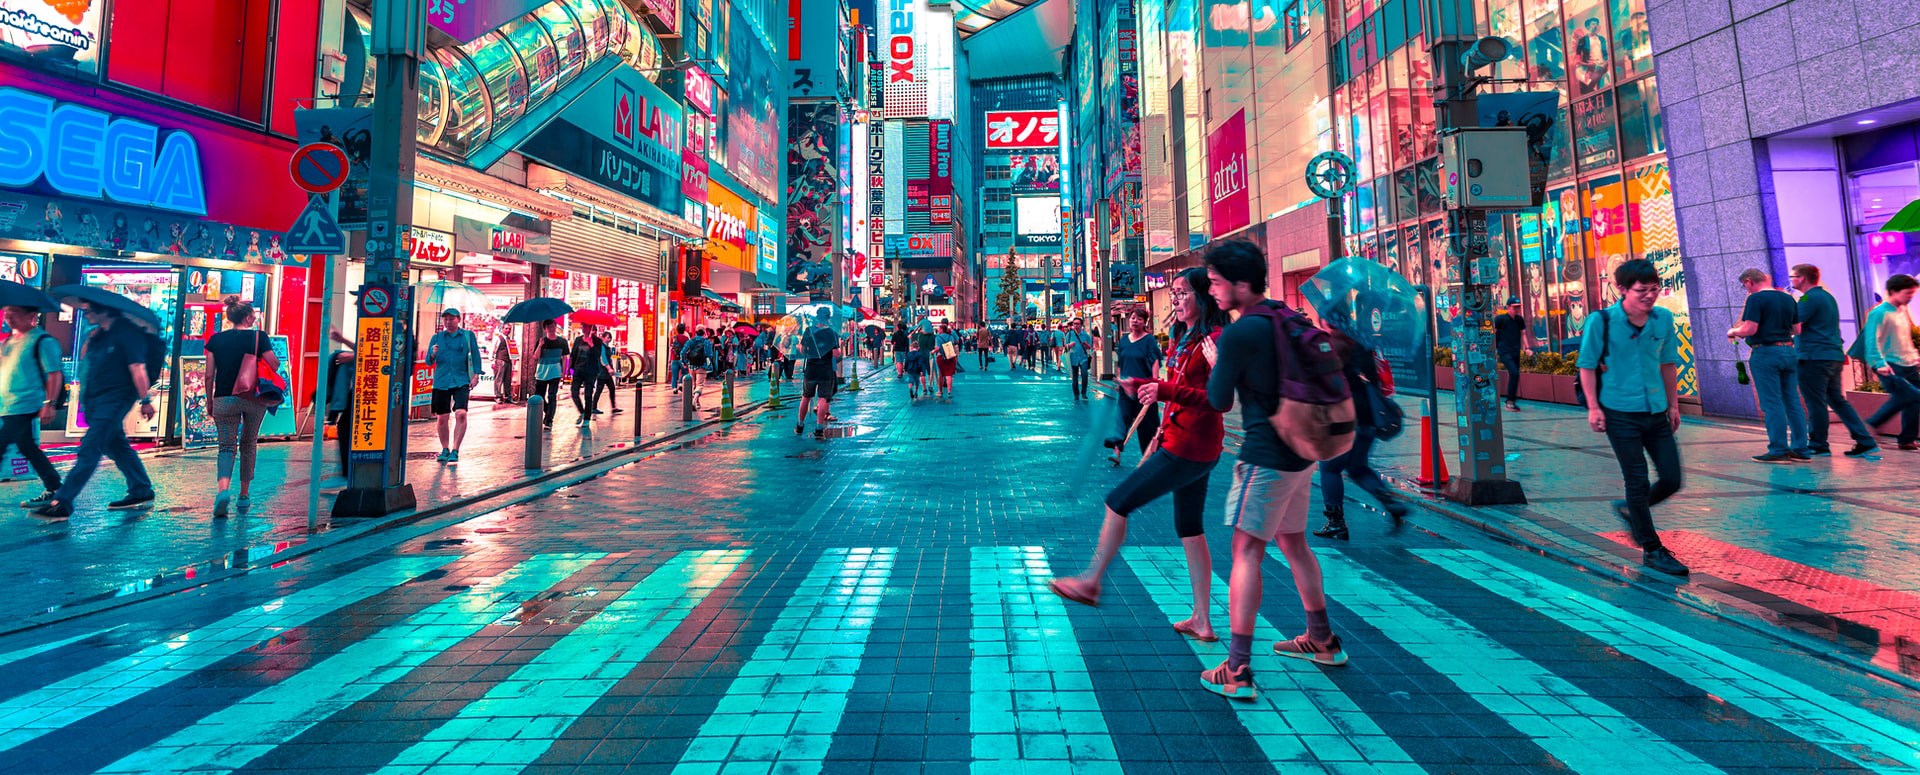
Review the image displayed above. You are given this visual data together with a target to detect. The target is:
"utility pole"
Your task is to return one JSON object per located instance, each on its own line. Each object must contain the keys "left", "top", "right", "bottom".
{"left": 1427, "top": 0, "right": 1526, "bottom": 505}
{"left": 1096, "top": 201, "right": 1113, "bottom": 380}
{"left": 335, "top": 0, "right": 423, "bottom": 517}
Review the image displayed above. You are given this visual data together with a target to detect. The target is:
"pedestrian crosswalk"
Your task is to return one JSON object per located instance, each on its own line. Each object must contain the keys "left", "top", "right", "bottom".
{"left": 0, "top": 546, "right": 1915, "bottom": 773}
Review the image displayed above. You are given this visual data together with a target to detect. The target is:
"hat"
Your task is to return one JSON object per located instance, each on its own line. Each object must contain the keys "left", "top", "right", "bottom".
{"left": 440, "top": 308, "right": 461, "bottom": 317}
{"left": 1506, "top": 297, "right": 1520, "bottom": 305}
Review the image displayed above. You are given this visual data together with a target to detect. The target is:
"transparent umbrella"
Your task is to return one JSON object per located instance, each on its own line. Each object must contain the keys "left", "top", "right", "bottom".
{"left": 418, "top": 280, "right": 491, "bottom": 313}
{"left": 1300, "top": 257, "right": 1429, "bottom": 360}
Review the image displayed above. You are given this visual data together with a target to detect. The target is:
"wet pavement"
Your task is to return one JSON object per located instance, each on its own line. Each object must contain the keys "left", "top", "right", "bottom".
{"left": 0, "top": 362, "right": 1916, "bottom": 773}
{"left": 0, "top": 379, "right": 776, "bottom": 624}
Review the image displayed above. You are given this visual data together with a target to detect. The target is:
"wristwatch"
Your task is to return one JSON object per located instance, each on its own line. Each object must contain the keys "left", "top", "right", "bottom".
{"left": 138, "top": 397, "right": 153, "bottom": 406}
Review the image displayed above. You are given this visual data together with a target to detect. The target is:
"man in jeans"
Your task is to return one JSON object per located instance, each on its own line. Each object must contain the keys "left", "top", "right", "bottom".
{"left": 1065, "top": 320, "right": 1095, "bottom": 399}
{"left": 1578, "top": 259, "right": 1689, "bottom": 576}
{"left": 1727, "top": 268, "right": 1810, "bottom": 463}
{"left": 1862, "top": 274, "right": 1920, "bottom": 451}
{"left": 1494, "top": 297, "right": 1526, "bottom": 411}
{"left": 33, "top": 305, "right": 156, "bottom": 520}
{"left": 1, "top": 304, "right": 63, "bottom": 508}
{"left": 1791, "top": 264, "right": 1877, "bottom": 456}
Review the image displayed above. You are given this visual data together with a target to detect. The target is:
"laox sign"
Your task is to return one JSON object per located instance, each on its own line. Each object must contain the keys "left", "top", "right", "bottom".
{"left": 0, "top": 87, "right": 208, "bottom": 216}
{"left": 887, "top": 0, "right": 915, "bottom": 83}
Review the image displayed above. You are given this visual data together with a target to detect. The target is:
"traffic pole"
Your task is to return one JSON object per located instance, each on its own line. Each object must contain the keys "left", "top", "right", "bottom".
{"left": 720, "top": 373, "right": 735, "bottom": 421}
{"left": 682, "top": 373, "right": 694, "bottom": 422}
{"left": 524, "top": 393, "right": 543, "bottom": 470}
{"left": 632, "top": 380, "right": 643, "bottom": 439}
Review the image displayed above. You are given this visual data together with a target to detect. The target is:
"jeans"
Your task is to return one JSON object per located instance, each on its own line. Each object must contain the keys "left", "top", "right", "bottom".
{"left": 571, "top": 372, "right": 603, "bottom": 417}
{"left": 597, "top": 372, "right": 619, "bottom": 410}
{"left": 494, "top": 359, "right": 514, "bottom": 402}
{"left": 0, "top": 412, "right": 59, "bottom": 492}
{"left": 669, "top": 358, "right": 684, "bottom": 388}
{"left": 533, "top": 379, "right": 561, "bottom": 425}
{"left": 978, "top": 347, "right": 989, "bottom": 368}
{"left": 1601, "top": 408, "right": 1683, "bottom": 551}
{"left": 1798, "top": 359, "right": 1873, "bottom": 449}
{"left": 1071, "top": 363, "right": 1090, "bottom": 396}
{"left": 54, "top": 400, "right": 153, "bottom": 505}
{"left": 1320, "top": 422, "right": 1393, "bottom": 508}
{"left": 1750, "top": 345, "right": 1809, "bottom": 455}
{"left": 1499, "top": 351, "right": 1521, "bottom": 401}
{"left": 1866, "top": 363, "right": 1920, "bottom": 445}
{"left": 211, "top": 396, "right": 267, "bottom": 488}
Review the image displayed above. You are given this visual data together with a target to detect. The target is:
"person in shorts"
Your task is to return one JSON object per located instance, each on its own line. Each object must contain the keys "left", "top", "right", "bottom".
{"left": 1199, "top": 241, "right": 1347, "bottom": 701}
{"left": 427, "top": 309, "right": 482, "bottom": 462}
{"left": 798, "top": 314, "right": 839, "bottom": 439}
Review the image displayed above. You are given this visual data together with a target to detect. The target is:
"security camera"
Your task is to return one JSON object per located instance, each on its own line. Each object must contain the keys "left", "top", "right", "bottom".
{"left": 1461, "top": 36, "right": 1513, "bottom": 72}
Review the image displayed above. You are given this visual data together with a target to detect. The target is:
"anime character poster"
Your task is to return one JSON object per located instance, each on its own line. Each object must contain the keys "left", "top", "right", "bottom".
{"left": 785, "top": 103, "right": 838, "bottom": 297}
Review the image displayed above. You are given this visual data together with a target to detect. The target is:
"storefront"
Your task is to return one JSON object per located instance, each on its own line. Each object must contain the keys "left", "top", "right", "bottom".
{"left": 0, "top": 68, "right": 311, "bottom": 451}
{"left": 701, "top": 179, "right": 760, "bottom": 329}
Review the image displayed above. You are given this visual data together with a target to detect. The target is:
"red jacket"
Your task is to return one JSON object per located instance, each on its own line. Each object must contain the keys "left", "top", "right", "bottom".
{"left": 1149, "top": 329, "right": 1225, "bottom": 463}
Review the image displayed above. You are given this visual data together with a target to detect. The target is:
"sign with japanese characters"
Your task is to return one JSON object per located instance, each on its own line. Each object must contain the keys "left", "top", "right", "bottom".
{"left": 984, "top": 110, "right": 1061, "bottom": 150}
{"left": 350, "top": 316, "right": 393, "bottom": 461}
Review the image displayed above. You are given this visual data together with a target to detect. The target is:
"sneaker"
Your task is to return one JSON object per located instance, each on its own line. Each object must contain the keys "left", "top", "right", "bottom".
{"left": 19, "top": 491, "right": 54, "bottom": 509}
{"left": 1807, "top": 446, "right": 1831, "bottom": 456}
{"left": 796, "top": 424, "right": 806, "bottom": 435}
{"left": 1642, "top": 547, "right": 1690, "bottom": 576}
{"left": 107, "top": 494, "right": 154, "bottom": 511}
{"left": 1505, "top": 401, "right": 1520, "bottom": 412}
{"left": 1901, "top": 442, "right": 1920, "bottom": 451}
{"left": 612, "top": 408, "right": 624, "bottom": 414}
{"left": 1272, "top": 633, "right": 1349, "bottom": 666}
{"left": 1199, "top": 659, "right": 1257, "bottom": 700}
{"left": 30, "top": 502, "right": 70, "bottom": 521}
{"left": 1845, "top": 443, "right": 1880, "bottom": 457}
{"left": 813, "top": 428, "right": 826, "bottom": 440}
{"left": 1751, "top": 453, "right": 1793, "bottom": 464}
{"left": 448, "top": 450, "right": 460, "bottom": 462}
{"left": 213, "top": 491, "right": 230, "bottom": 519}
{"left": 435, "top": 449, "right": 451, "bottom": 462}
{"left": 1787, "top": 451, "right": 1814, "bottom": 462}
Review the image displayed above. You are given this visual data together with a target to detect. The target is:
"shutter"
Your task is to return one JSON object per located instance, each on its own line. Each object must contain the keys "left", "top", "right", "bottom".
{"left": 547, "top": 217, "right": 664, "bottom": 284}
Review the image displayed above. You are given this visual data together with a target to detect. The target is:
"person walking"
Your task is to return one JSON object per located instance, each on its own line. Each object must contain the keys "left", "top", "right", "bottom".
{"left": 975, "top": 326, "right": 992, "bottom": 369}
{"left": 1, "top": 303, "right": 64, "bottom": 509}
{"left": 903, "top": 338, "right": 931, "bottom": 399}
{"left": 491, "top": 327, "right": 517, "bottom": 404}
{"left": 1115, "top": 309, "right": 1163, "bottom": 451}
{"left": 934, "top": 323, "right": 959, "bottom": 399}
{"left": 1200, "top": 241, "right": 1347, "bottom": 700}
{"left": 1049, "top": 267, "right": 1229, "bottom": 642}
{"left": 531, "top": 320, "right": 566, "bottom": 429}
{"left": 669, "top": 324, "right": 690, "bottom": 392}
{"left": 681, "top": 327, "right": 714, "bottom": 409}
{"left": 1312, "top": 328, "right": 1410, "bottom": 539}
{"left": 1861, "top": 274, "right": 1920, "bottom": 451}
{"left": 1579, "top": 259, "right": 1690, "bottom": 576}
{"left": 1792, "top": 264, "right": 1876, "bottom": 456}
{"left": 32, "top": 304, "right": 156, "bottom": 520}
{"left": 568, "top": 325, "right": 607, "bottom": 425}
{"left": 204, "top": 297, "right": 276, "bottom": 517}
{"left": 321, "top": 344, "right": 355, "bottom": 480}
{"left": 426, "top": 309, "right": 482, "bottom": 462}
{"left": 1494, "top": 298, "right": 1527, "bottom": 411}
{"left": 797, "top": 313, "right": 839, "bottom": 438}
{"left": 1066, "top": 319, "right": 1095, "bottom": 399}
{"left": 890, "top": 322, "right": 910, "bottom": 378}
{"left": 1728, "top": 268, "right": 1811, "bottom": 463}
{"left": 595, "top": 338, "right": 622, "bottom": 415}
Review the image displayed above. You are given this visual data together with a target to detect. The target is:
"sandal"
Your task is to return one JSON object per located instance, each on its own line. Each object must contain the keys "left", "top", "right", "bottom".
{"left": 1047, "top": 578, "right": 1101, "bottom": 608}
{"left": 1172, "top": 620, "right": 1219, "bottom": 643}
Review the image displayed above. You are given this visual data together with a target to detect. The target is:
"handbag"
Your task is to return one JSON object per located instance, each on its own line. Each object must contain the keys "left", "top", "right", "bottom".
{"left": 233, "top": 331, "right": 286, "bottom": 410}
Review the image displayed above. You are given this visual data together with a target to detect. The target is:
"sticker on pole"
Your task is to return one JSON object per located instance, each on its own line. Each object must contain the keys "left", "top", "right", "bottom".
{"left": 359, "top": 285, "right": 393, "bottom": 317}
{"left": 290, "top": 143, "right": 351, "bottom": 194}
{"left": 287, "top": 195, "right": 347, "bottom": 254}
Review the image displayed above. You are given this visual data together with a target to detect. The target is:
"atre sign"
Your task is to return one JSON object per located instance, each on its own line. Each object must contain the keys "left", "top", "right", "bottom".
{"left": 0, "top": 87, "right": 208, "bottom": 215}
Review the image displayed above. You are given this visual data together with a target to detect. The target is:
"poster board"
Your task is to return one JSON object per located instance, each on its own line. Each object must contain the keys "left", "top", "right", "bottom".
{"left": 180, "top": 358, "right": 216, "bottom": 449}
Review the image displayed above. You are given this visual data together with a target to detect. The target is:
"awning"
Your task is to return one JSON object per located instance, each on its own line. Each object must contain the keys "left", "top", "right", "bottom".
{"left": 700, "top": 289, "right": 744, "bottom": 313}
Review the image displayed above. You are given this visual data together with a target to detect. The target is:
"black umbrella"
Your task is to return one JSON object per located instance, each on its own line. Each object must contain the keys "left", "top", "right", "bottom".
{"left": 49, "top": 284, "right": 164, "bottom": 333}
{"left": 0, "top": 280, "right": 57, "bottom": 312}
{"left": 503, "top": 297, "right": 574, "bottom": 323}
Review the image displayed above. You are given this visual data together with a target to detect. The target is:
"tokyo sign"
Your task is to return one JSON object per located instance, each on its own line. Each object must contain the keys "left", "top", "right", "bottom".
{"left": 984, "top": 110, "right": 1061, "bottom": 150}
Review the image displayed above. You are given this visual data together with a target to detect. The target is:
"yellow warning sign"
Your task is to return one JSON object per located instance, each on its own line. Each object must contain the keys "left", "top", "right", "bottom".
{"left": 351, "top": 317, "right": 394, "bottom": 454}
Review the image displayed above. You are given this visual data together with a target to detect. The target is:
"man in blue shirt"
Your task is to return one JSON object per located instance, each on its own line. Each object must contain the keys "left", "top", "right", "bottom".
{"left": 35, "top": 305, "right": 156, "bottom": 520}
{"left": 1727, "top": 268, "right": 1809, "bottom": 462}
{"left": 1065, "top": 319, "right": 1095, "bottom": 399}
{"left": 1578, "top": 259, "right": 1688, "bottom": 577}
{"left": 426, "top": 309, "right": 483, "bottom": 462}
{"left": 1, "top": 305, "right": 64, "bottom": 508}
{"left": 1791, "top": 264, "right": 1876, "bottom": 456}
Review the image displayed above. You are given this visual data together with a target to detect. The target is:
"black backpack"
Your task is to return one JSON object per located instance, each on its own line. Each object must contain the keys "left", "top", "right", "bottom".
{"left": 30, "top": 332, "right": 70, "bottom": 410}
{"left": 1573, "top": 308, "right": 1611, "bottom": 410}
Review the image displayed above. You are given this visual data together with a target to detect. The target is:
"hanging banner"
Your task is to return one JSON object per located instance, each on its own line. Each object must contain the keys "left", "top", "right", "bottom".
{"left": 1207, "top": 109, "right": 1251, "bottom": 235}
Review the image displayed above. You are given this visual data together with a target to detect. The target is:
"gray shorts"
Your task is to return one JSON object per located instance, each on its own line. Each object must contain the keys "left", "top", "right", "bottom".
{"left": 1223, "top": 461, "right": 1314, "bottom": 540}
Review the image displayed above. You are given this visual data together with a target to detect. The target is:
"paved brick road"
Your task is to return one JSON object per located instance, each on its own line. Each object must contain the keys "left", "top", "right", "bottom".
{"left": 0, "top": 365, "right": 1916, "bottom": 774}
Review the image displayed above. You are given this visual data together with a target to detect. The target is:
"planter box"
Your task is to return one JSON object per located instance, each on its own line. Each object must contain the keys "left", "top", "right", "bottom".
{"left": 1435, "top": 367, "right": 1455, "bottom": 391}
{"left": 1550, "top": 374, "right": 1580, "bottom": 405}
{"left": 1515, "top": 371, "right": 1555, "bottom": 403}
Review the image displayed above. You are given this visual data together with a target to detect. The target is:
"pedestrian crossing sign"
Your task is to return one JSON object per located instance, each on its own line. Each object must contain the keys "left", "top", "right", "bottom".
{"left": 286, "top": 195, "right": 347, "bottom": 254}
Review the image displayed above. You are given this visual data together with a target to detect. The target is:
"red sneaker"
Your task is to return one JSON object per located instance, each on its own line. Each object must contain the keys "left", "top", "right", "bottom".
{"left": 1272, "top": 634, "right": 1349, "bottom": 666}
{"left": 1199, "top": 659, "right": 1257, "bottom": 700}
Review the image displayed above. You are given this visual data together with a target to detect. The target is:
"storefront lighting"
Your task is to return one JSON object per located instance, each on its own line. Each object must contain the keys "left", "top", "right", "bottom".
{"left": 1858, "top": 119, "right": 1878, "bottom": 125}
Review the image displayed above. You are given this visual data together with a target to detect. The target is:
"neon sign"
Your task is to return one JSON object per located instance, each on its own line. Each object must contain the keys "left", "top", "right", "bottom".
{"left": 0, "top": 87, "right": 207, "bottom": 216}
{"left": 887, "top": 0, "right": 915, "bottom": 82}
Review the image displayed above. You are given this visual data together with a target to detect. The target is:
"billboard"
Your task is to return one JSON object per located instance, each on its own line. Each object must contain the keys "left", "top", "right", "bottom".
{"left": 882, "top": 0, "right": 929, "bottom": 117}
{"left": 929, "top": 120, "right": 953, "bottom": 227}
{"left": 786, "top": 102, "right": 838, "bottom": 296}
{"left": 1017, "top": 197, "right": 1062, "bottom": 247}
{"left": 1, "top": 0, "right": 103, "bottom": 75}
{"left": 1207, "top": 109, "right": 1251, "bottom": 235}
{"left": 519, "top": 66, "right": 684, "bottom": 215}
{"left": 705, "top": 181, "right": 756, "bottom": 272}
{"left": 723, "top": 12, "right": 780, "bottom": 200}
{"left": 1009, "top": 153, "right": 1061, "bottom": 194}
{"left": 985, "top": 110, "right": 1061, "bottom": 150}
{"left": 788, "top": 0, "right": 843, "bottom": 98}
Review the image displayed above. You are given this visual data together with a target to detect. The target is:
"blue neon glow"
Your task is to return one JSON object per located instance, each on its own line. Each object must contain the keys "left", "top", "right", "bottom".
{"left": 0, "top": 87, "right": 208, "bottom": 216}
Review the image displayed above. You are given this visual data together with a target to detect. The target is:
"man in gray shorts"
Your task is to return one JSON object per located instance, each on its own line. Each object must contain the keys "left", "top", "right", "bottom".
{"left": 1199, "top": 241, "right": 1347, "bottom": 701}
{"left": 797, "top": 312, "right": 839, "bottom": 440}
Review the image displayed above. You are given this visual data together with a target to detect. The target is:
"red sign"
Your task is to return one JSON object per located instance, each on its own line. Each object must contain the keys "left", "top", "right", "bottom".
{"left": 1207, "top": 109, "right": 1251, "bottom": 235}
{"left": 984, "top": 110, "right": 1061, "bottom": 149}
{"left": 289, "top": 143, "right": 350, "bottom": 194}
{"left": 683, "top": 66, "right": 716, "bottom": 116}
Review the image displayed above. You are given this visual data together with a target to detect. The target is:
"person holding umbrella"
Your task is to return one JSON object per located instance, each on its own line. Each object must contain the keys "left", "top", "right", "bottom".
{"left": 504, "top": 297, "right": 577, "bottom": 430}
{"left": 0, "top": 281, "right": 64, "bottom": 509}
{"left": 34, "top": 290, "right": 160, "bottom": 520}
{"left": 569, "top": 324, "right": 608, "bottom": 426}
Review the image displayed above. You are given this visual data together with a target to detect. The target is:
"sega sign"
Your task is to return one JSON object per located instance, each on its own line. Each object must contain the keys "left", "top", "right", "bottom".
{"left": 0, "top": 87, "right": 207, "bottom": 215}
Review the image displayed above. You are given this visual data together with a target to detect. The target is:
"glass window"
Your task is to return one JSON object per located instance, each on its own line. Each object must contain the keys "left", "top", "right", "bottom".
{"left": 536, "top": 2, "right": 588, "bottom": 77}
{"left": 1388, "top": 46, "right": 1413, "bottom": 171}
{"left": 1394, "top": 168, "right": 1418, "bottom": 226}
{"left": 1525, "top": 0, "right": 1566, "bottom": 83}
{"left": 1565, "top": 0, "right": 1611, "bottom": 95}
{"left": 1357, "top": 179, "right": 1378, "bottom": 232}
{"left": 1583, "top": 173, "right": 1629, "bottom": 311}
{"left": 1618, "top": 75, "right": 1665, "bottom": 161}
{"left": 1544, "top": 185, "right": 1588, "bottom": 341}
{"left": 1486, "top": 0, "right": 1526, "bottom": 81}
{"left": 430, "top": 48, "right": 492, "bottom": 156}
{"left": 460, "top": 31, "right": 531, "bottom": 127}
{"left": 1416, "top": 158, "right": 1442, "bottom": 214}
{"left": 1407, "top": 36, "right": 1437, "bottom": 160}
{"left": 1854, "top": 165, "right": 1920, "bottom": 307}
{"left": 1401, "top": 223, "right": 1426, "bottom": 288}
{"left": 1611, "top": 0, "right": 1653, "bottom": 82}
{"left": 1285, "top": 0, "right": 1310, "bottom": 48}
{"left": 501, "top": 17, "right": 562, "bottom": 105}
{"left": 1573, "top": 91, "right": 1619, "bottom": 169}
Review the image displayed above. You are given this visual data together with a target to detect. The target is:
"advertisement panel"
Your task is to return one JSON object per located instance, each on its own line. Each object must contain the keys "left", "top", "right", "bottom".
{"left": 681, "top": 112, "right": 710, "bottom": 230}
{"left": 1207, "top": 109, "right": 1251, "bottom": 235}
{"left": 852, "top": 113, "right": 871, "bottom": 276}
{"left": 985, "top": 110, "right": 1062, "bottom": 149}
{"left": 788, "top": 0, "right": 842, "bottom": 99}
{"left": 882, "top": 0, "right": 929, "bottom": 117}
{"left": 1009, "top": 153, "right": 1062, "bottom": 194}
{"left": 1, "top": 0, "right": 104, "bottom": 75}
{"left": 349, "top": 316, "right": 394, "bottom": 460}
{"left": 723, "top": 14, "right": 780, "bottom": 200}
{"left": 705, "top": 181, "right": 756, "bottom": 272}
{"left": 1016, "top": 197, "right": 1062, "bottom": 247}
{"left": 929, "top": 120, "right": 952, "bottom": 227}
{"left": 519, "top": 66, "right": 684, "bottom": 214}
{"left": 426, "top": 0, "right": 550, "bottom": 44}
{"left": 787, "top": 102, "right": 838, "bottom": 296}
{"left": 636, "top": 0, "right": 680, "bottom": 34}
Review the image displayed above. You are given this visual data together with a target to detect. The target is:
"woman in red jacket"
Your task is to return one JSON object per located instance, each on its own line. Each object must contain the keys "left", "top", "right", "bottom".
{"left": 1050, "top": 267, "right": 1230, "bottom": 641}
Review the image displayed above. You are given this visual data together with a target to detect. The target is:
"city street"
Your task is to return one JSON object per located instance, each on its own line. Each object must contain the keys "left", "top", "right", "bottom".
{"left": 1, "top": 366, "right": 1916, "bottom": 774}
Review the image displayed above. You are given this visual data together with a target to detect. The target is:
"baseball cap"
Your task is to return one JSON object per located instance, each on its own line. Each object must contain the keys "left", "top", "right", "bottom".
{"left": 1506, "top": 297, "right": 1520, "bottom": 305}
{"left": 441, "top": 308, "right": 461, "bottom": 317}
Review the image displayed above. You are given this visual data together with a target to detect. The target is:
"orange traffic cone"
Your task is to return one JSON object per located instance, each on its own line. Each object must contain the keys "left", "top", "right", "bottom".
{"left": 1417, "top": 399, "right": 1450, "bottom": 488}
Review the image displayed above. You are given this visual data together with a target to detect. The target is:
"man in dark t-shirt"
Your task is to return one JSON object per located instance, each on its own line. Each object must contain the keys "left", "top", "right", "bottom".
{"left": 797, "top": 315, "right": 839, "bottom": 439}
{"left": 1494, "top": 298, "right": 1527, "bottom": 411}
{"left": 1727, "top": 268, "right": 1809, "bottom": 462}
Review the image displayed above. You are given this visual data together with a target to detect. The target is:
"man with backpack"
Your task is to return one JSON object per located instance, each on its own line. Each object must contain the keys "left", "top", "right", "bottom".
{"left": 797, "top": 313, "right": 839, "bottom": 439}
{"left": 34, "top": 304, "right": 157, "bottom": 520}
{"left": 1, "top": 304, "right": 64, "bottom": 509}
{"left": 1578, "top": 259, "right": 1690, "bottom": 576}
{"left": 1199, "top": 241, "right": 1352, "bottom": 700}
{"left": 679, "top": 328, "right": 714, "bottom": 409}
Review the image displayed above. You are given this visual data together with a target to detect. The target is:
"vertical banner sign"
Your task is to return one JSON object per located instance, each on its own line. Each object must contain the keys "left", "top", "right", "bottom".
{"left": 350, "top": 317, "right": 394, "bottom": 461}
{"left": 929, "top": 120, "right": 952, "bottom": 227}
{"left": 786, "top": 102, "right": 839, "bottom": 296}
{"left": 882, "top": 0, "right": 928, "bottom": 118}
{"left": 1207, "top": 109, "right": 1251, "bottom": 234}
